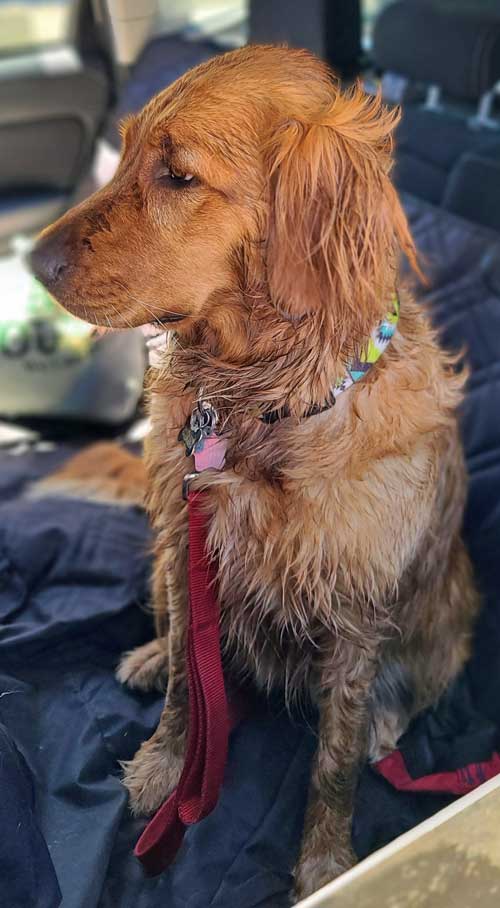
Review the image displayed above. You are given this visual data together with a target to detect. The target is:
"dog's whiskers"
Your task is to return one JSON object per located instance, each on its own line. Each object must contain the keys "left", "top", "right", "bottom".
{"left": 108, "top": 301, "right": 136, "bottom": 332}
{"left": 112, "top": 280, "right": 190, "bottom": 328}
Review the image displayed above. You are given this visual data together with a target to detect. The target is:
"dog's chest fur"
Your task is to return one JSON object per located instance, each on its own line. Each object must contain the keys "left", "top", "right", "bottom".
{"left": 206, "top": 445, "right": 434, "bottom": 698}
{"left": 145, "top": 325, "right": 459, "bottom": 704}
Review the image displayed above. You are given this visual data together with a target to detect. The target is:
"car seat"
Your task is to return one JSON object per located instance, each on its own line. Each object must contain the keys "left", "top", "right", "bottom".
{"left": 371, "top": 0, "right": 500, "bottom": 232}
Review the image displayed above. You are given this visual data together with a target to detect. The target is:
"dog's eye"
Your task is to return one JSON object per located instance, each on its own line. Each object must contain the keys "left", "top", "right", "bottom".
{"left": 157, "top": 166, "right": 195, "bottom": 187}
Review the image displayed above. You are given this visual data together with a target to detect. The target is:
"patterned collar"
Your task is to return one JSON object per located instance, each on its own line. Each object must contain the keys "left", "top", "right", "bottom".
{"left": 261, "top": 292, "right": 400, "bottom": 423}
{"left": 179, "top": 294, "right": 400, "bottom": 466}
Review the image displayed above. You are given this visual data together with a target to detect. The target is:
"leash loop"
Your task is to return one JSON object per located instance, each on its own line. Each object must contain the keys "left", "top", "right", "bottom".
{"left": 134, "top": 490, "right": 230, "bottom": 875}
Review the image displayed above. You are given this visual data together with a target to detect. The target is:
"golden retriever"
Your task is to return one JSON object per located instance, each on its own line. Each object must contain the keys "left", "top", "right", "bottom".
{"left": 31, "top": 45, "right": 478, "bottom": 900}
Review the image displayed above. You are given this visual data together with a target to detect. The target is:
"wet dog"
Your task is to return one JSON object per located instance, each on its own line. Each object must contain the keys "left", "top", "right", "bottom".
{"left": 31, "top": 45, "right": 478, "bottom": 900}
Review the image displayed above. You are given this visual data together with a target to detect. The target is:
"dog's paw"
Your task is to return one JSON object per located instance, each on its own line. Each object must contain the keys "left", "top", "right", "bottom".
{"left": 292, "top": 846, "right": 356, "bottom": 903}
{"left": 368, "top": 708, "right": 406, "bottom": 762}
{"left": 121, "top": 738, "right": 183, "bottom": 815}
{"left": 116, "top": 639, "right": 169, "bottom": 692}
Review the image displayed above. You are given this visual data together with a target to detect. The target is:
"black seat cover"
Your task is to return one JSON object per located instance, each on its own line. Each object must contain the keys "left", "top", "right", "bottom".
{"left": 372, "top": 1, "right": 500, "bottom": 230}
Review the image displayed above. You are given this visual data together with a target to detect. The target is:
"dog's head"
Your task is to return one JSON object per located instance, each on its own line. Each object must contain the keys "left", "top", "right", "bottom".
{"left": 31, "top": 45, "right": 416, "bottom": 358}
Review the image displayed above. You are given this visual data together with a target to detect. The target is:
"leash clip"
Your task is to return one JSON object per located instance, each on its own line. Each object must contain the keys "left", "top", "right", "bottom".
{"left": 182, "top": 472, "right": 198, "bottom": 501}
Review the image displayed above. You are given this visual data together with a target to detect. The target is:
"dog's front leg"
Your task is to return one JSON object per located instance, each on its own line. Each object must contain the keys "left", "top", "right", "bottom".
{"left": 293, "top": 646, "right": 377, "bottom": 902}
{"left": 122, "top": 539, "right": 189, "bottom": 816}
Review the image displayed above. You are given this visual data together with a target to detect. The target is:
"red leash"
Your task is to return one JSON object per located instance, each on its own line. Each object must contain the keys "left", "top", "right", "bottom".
{"left": 376, "top": 749, "right": 500, "bottom": 796}
{"left": 134, "top": 490, "right": 230, "bottom": 875}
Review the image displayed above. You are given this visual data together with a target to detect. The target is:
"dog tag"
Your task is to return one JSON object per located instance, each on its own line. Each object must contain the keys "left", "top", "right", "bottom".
{"left": 178, "top": 400, "right": 219, "bottom": 457}
{"left": 178, "top": 423, "right": 201, "bottom": 457}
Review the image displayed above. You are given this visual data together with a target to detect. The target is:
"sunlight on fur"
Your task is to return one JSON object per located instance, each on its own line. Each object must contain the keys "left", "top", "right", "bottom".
{"left": 33, "top": 45, "right": 479, "bottom": 903}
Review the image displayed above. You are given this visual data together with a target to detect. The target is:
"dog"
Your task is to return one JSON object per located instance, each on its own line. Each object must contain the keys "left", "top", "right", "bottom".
{"left": 30, "top": 45, "right": 478, "bottom": 901}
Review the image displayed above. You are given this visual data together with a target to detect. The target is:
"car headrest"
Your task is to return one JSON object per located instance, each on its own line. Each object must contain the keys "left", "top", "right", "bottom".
{"left": 373, "top": 1, "right": 500, "bottom": 102}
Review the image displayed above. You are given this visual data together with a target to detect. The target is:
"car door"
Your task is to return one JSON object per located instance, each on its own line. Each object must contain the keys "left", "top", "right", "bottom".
{"left": 0, "top": 0, "right": 114, "bottom": 254}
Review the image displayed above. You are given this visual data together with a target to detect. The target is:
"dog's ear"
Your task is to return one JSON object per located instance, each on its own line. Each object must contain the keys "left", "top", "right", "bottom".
{"left": 266, "top": 86, "right": 419, "bottom": 345}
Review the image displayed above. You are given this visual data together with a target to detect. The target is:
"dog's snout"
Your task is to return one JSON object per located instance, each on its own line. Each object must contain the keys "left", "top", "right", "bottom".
{"left": 29, "top": 227, "right": 72, "bottom": 290}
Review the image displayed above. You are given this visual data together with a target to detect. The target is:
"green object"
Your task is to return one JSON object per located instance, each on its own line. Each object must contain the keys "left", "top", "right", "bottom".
{"left": 0, "top": 243, "right": 145, "bottom": 424}
{"left": 0, "top": 276, "right": 93, "bottom": 360}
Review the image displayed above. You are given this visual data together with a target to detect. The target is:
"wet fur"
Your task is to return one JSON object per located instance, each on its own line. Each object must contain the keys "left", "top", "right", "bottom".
{"left": 34, "top": 46, "right": 478, "bottom": 901}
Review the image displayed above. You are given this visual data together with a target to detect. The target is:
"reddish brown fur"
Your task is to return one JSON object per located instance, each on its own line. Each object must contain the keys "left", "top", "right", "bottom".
{"left": 34, "top": 46, "right": 478, "bottom": 901}
{"left": 31, "top": 442, "right": 146, "bottom": 506}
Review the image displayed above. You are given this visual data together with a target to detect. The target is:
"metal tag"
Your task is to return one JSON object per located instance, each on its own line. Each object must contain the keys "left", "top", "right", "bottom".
{"left": 178, "top": 400, "right": 219, "bottom": 457}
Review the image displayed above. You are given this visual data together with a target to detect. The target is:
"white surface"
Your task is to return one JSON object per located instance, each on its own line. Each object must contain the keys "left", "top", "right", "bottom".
{"left": 0, "top": 44, "right": 80, "bottom": 79}
{"left": 296, "top": 773, "right": 500, "bottom": 907}
{"left": 106, "top": 0, "right": 157, "bottom": 65}
{"left": 92, "top": 140, "right": 121, "bottom": 187}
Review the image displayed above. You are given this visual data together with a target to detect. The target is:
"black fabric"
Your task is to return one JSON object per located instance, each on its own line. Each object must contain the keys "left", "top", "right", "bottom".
{"left": 401, "top": 194, "right": 500, "bottom": 725}
{"left": 324, "top": 0, "right": 362, "bottom": 77}
{"left": 0, "top": 723, "right": 61, "bottom": 908}
{"left": 398, "top": 678, "right": 499, "bottom": 777}
{"left": 393, "top": 108, "right": 500, "bottom": 216}
{"left": 249, "top": 0, "right": 363, "bottom": 78}
{"left": 373, "top": 0, "right": 500, "bottom": 101}
{"left": 249, "top": 0, "right": 326, "bottom": 62}
{"left": 443, "top": 153, "right": 500, "bottom": 232}
{"left": 372, "top": 2, "right": 500, "bottom": 224}
{"left": 1, "top": 196, "right": 500, "bottom": 907}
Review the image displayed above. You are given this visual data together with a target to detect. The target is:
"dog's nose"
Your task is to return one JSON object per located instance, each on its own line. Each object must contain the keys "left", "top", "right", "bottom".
{"left": 29, "top": 227, "right": 71, "bottom": 290}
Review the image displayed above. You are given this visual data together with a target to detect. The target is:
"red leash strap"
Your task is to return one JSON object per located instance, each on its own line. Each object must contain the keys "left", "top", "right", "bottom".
{"left": 134, "top": 490, "right": 230, "bottom": 875}
{"left": 376, "top": 749, "right": 500, "bottom": 796}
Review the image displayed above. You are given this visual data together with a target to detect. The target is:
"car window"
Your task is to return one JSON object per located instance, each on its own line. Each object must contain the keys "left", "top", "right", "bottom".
{"left": 0, "top": 0, "right": 73, "bottom": 56}
{"left": 363, "top": 0, "right": 393, "bottom": 48}
{"left": 156, "top": 0, "right": 247, "bottom": 40}
{"left": 363, "top": 0, "right": 500, "bottom": 50}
